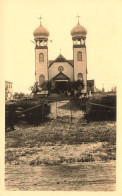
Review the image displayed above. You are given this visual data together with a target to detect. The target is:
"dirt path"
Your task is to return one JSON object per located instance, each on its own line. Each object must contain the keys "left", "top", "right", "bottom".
{"left": 5, "top": 161, "right": 115, "bottom": 191}
{"left": 49, "top": 100, "right": 84, "bottom": 123}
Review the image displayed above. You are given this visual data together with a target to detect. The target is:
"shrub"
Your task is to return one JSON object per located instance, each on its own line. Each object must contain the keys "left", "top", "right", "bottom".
{"left": 79, "top": 95, "right": 116, "bottom": 121}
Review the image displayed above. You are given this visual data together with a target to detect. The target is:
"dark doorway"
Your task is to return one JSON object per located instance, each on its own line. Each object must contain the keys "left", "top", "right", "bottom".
{"left": 55, "top": 81, "right": 68, "bottom": 93}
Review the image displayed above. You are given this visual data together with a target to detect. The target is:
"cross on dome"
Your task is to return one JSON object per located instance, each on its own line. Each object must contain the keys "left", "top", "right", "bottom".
{"left": 76, "top": 15, "right": 81, "bottom": 24}
{"left": 38, "top": 15, "right": 43, "bottom": 24}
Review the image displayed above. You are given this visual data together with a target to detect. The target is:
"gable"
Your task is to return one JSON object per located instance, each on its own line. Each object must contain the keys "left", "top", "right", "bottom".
{"left": 55, "top": 56, "right": 66, "bottom": 62}
{"left": 49, "top": 54, "right": 74, "bottom": 68}
{"left": 52, "top": 72, "right": 70, "bottom": 81}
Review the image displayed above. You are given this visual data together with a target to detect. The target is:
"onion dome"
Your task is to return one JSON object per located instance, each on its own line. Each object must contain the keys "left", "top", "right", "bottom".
{"left": 71, "top": 22, "right": 87, "bottom": 38}
{"left": 33, "top": 24, "right": 49, "bottom": 39}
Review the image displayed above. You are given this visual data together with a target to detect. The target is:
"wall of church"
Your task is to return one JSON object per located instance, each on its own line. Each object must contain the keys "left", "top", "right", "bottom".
{"left": 35, "top": 49, "right": 48, "bottom": 84}
{"left": 49, "top": 62, "right": 74, "bottom": 81}
{"left": 74, "top": 47, "right": 87, "bottom": 93}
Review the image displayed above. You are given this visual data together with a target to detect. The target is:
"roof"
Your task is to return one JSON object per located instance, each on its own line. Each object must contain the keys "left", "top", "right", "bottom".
{"left": 33, "top": 24, "right": 49, "bottom": 39}
{"left": 49, "top": 60, "right": 53, "bottom": 66}
{"left": 71, "top": 22, "right": 87, "bottom": 38}
{"left": 5, "top": 81, "right": 13, "bottom": 84}
{"left": 87, "top": 79, "right": 95, "bottom": 83}
{"left": 68, "top": 60, "right": 74, "bottom": 66}
{"left": 49, "top": 54, "right": 74, "bottom": 68}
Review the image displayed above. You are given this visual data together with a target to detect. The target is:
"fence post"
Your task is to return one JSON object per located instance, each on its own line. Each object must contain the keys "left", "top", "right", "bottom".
{"left": 56, "top": 102, "right": 58, "bottom": 118}
{"left": 70, "top": 100, "right": 72, "bottom": 123}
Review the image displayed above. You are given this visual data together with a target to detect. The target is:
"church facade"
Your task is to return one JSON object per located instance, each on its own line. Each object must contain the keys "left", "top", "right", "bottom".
{"left": 33, "top": 20, "right": 88, "bottom": 93}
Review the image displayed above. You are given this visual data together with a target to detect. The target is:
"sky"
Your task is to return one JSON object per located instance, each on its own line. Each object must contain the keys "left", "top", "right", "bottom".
{"left": 1, "top": 0, "right": 122, "bottom": 93}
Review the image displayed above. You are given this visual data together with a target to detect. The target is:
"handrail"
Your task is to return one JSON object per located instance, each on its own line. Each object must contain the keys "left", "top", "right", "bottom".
{"left": 16, "top": 104, "right": 43, "bottom": 114}
{"left": 90, "top": 102, "right": 116, "bottom": 109}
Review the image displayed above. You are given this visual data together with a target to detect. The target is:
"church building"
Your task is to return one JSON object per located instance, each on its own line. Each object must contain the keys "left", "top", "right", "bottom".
{"left": 33, "top": 18, "right": 88, "bottom": 93}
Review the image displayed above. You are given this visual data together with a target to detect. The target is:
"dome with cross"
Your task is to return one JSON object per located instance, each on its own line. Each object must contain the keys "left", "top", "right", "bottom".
{"left": 71, "top": 22, "right": 87, "bottom": 39}
{"left": 33, "top": 24, "right": 49, "bottom": 39}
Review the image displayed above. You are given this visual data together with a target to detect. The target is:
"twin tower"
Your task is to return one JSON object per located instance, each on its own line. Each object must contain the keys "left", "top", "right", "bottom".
{"left": 33, "top": 19, "right": 87, "bottom": 93}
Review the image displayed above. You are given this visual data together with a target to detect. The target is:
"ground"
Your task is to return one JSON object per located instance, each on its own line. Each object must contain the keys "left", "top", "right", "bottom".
{"left": 5, "top": 99, "right": 116, "bottom": 191}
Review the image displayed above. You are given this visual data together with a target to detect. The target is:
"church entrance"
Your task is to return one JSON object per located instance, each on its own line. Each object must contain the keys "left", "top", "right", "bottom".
{"left": 55, "top": 81, "right": 68, "bottom": 93}
{"left": 52, "top": 72, "right": 70, "bottom": 93}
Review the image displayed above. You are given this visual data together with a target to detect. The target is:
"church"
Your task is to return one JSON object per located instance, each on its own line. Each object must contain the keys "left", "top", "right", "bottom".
{"left": 33, "top": 18, "right": 88, "bottom": 93}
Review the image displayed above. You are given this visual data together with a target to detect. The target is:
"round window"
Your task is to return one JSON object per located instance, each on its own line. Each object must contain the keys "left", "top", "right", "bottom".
{"left": 58, "top": 66, "right": 64, "bottom": 72}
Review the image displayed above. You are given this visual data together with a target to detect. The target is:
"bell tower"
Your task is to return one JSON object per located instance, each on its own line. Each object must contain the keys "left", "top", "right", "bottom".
{"left": 33, "top": 16, "right": 49, "bottom": 85}
{"left": 71, "top": 16, "right": 87, "bottom": 93}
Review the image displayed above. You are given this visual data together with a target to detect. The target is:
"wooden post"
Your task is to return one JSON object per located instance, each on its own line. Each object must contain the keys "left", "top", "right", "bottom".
{"left": 70, "top": 100, "right": 72, "bottom": 123}
{"left": 56, "top": 102, "right": 58, "bottom": 118}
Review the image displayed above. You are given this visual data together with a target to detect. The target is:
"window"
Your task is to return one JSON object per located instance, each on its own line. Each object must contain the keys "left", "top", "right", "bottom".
{"left": 77, "top": 73, "right": 83, "bottom": 80}
{"left": 58, "top": 66, "right": 64, "bottom": 72}
{"left": 39, "top": 74, "right": 45, "bottom": 85}
{"left": 39, "top": 53, "right": 44, "bottom": 62}
{"left": 77, "top": 51, "right": 82, "bottom": 61}
{"left": 78, "top": 40, "right": 80, "bottom": 45}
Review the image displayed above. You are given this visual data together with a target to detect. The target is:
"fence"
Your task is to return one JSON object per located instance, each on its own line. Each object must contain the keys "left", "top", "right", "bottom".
{"left": 5, "top": 102, "right": 50, "bottom": 131}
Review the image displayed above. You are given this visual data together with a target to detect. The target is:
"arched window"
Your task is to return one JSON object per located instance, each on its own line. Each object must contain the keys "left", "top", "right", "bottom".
{"left": 39, "top": 74, "right": 45, "bottom": 85}
{"left": 77, "top": 51, "right": 82, "bottom": 61}
{"left": 39, "top": 53, "right": 44, "bottom": 62}
{"left": 77, "top": 73, "right": 83, "bottom": 80}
